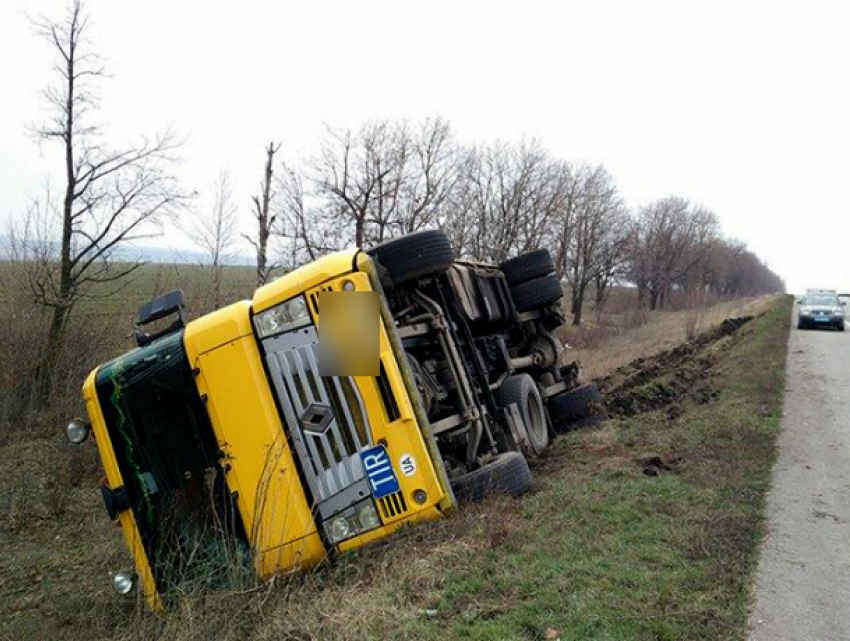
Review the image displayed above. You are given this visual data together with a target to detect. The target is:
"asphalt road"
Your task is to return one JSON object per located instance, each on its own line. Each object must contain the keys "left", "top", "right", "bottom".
{"left": 748, "top": 308, "right": 850, "bottom": 640}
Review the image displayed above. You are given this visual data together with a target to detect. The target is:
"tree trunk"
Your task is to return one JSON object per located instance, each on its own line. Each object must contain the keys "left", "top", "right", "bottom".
{"left": 355, "top": 216, "right": 365, "bottom": 248}
{"left": 36, "top": 41, "right": 78, "bottom": 406}
{"left": 649, "top": 288, "right": 660, "bottom": 311}
{"left": 35, "top": 304, "right": 70, "bottom": 405}
{"left": 255, "top": 142, "right": 279, "bottom": 287}
{"left": 213, "top": 263, "right": 222, "bottom": 310}
{"left": 593, "top": 277, "right": 608, "bottom": 321}
{"left": 571, "top": 288, "right": 585, "bottom": 326}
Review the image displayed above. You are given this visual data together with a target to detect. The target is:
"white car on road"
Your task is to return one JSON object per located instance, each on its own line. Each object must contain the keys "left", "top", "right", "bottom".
{"left": 797, "top": 292, "right": 846, "bottom": 331}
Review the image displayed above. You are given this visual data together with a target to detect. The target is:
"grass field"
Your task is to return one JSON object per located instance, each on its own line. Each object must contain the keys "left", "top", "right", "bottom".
{"left": 0, "top": 293, "right": 791, "bottom": 641}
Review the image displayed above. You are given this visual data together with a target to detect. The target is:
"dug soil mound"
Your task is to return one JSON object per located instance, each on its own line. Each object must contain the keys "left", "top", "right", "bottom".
{"left": 598, "top": 316, "right": 755, "bottom": 418}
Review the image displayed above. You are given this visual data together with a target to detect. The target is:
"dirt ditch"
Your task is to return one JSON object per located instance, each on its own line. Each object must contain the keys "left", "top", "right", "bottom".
{"left": 596, "top": 316, "right": 755, "bottom": 419}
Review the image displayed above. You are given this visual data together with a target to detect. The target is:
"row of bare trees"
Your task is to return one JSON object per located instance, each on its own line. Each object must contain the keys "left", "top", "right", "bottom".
{"left": 264, "top": 119, "right": 783, "bottom": 323}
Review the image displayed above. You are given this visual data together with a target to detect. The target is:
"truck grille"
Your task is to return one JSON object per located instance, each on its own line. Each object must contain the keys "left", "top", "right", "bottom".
{"left": 265, "top": 332, "right": 371, "bottom": 504}
{"left": 378, "top": 491, "right": 408, "bottom": 519}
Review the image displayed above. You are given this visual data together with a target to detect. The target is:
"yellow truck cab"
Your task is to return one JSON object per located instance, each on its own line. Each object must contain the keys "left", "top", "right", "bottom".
{"left": 69, "top": 230, "right": 603, "bottom": 608}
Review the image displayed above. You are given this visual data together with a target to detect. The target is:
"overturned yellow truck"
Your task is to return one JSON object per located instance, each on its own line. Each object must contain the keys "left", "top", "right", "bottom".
{"left": 67, "top": 230, "right": 603, "bottom": 608}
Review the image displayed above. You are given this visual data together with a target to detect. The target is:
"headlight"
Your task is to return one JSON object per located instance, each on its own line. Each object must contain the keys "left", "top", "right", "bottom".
{"left": 357, "top": 502, "right": 381, "bottom": 530}
{"left": 253, "top": 295, "right": 312, "bottom": 338}
{"left": 834, "top": 308, "right": 844, "bottom": 316}
{"left": 800, "top": 307, "right": 811, "bottom": 316}
{"left": 329, "top": 516, "right": 352, "bottom": 542}
{"left": 323, "top": 498, "right": 382, "bottom": 544}
{"left": 65, "top": 418, "right": 90, "bottom": 444}
{"left": 112, "top": 570, "right": 136, "bottom": 595}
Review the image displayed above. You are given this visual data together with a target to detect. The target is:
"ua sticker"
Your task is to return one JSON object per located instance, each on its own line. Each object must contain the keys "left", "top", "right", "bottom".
{"left": 399, "top": 453, "right": 417, "bottom": 477}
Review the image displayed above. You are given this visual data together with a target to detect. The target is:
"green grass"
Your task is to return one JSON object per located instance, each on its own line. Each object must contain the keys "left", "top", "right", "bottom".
{"left": 0, "top": 297, "right": 791, "bottom": 641}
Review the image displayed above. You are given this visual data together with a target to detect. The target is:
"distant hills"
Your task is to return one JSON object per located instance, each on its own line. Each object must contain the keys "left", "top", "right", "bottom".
{"left": 0, "top": 235, "right": 254, "bottom": 266}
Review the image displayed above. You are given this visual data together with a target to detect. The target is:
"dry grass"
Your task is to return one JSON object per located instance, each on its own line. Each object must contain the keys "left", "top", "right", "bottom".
{"left": 564, "top": 295, "right": 778, "bottom": 379}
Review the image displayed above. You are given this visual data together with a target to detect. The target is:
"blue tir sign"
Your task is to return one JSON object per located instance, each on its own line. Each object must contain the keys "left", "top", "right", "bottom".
{"left": 360, "top": 445, "right": 400, "bottom": 499}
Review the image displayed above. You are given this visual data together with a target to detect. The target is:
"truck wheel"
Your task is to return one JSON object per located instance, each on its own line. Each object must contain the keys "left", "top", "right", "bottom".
{"left": 498, "top": 249, "right": 555, "bottom": 287}
{"left": 548, "top": 383, "right": 605, "bottom": 433}
{"left": 368, "top": 230, "right": 454, "bottom": 286}
{"left": 450, "top": 452, "right": 533, "bottom": 503}
{"left": 497, "top": 374, "right": 549, "bottom": 456}
{"left": 511, "top": 274, "right": 563, "bottom": 312}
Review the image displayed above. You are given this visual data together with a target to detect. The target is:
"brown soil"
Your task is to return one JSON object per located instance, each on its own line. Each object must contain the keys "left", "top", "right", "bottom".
{"left": 598, "top": 316, "right": 754, "bottom": 418}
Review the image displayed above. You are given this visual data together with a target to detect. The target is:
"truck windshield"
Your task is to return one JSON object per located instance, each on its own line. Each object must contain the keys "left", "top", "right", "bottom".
{"left": 95, "top": 331, "right": 248, "bottom": 599}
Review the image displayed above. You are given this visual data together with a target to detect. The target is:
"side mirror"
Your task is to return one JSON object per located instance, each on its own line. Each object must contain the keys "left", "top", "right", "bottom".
{"left": 842, "top": 302, "right": 847, "bottom": 307}
{"left": 135, "top": 289, "right": 187, "bottom": 347}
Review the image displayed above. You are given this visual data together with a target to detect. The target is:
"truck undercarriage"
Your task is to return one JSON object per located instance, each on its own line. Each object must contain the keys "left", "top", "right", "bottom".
{"left": 368, "top": 230, "right": 600, "bottom": 495}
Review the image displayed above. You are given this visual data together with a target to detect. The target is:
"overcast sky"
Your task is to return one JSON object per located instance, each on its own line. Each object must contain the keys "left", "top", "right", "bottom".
{"left": 2, "top": 0, "right": 848, "bottom": 293}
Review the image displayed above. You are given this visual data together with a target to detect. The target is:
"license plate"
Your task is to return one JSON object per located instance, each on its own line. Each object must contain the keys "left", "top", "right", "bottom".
{"left": 815, "top": 317, "right": 829, "bottom": 322}
{"left": 360, "top": 445, "right": 400, "bottom": 499}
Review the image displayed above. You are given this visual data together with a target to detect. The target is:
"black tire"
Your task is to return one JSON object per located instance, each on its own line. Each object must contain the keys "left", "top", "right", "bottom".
{"left": 797, "top": 321, "right": 806, "bottom": 330}
{"left": 510, "top": 274, "right": 563, "bottom": 313}
{"left": 548, "top": 383, "right": 605, "bottom": 433}
{"left": 368, "top": 230, "right": 454, "bottom": 286}
{"left": 839, "top": 323, "right": 846, "bottom": 332}
{"left": 450, "top": 452, "right": 533, "bottom": 503}
{"left": 497, "top": 374, "right": 549, "bottom": 456}
{"left": 498, "top": 249, "right": 555, "bottom": 287}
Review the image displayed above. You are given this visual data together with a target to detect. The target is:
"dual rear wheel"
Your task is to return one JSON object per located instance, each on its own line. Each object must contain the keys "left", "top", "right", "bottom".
{"left": 498, "top": 249, "right": 563, "bottom": 313}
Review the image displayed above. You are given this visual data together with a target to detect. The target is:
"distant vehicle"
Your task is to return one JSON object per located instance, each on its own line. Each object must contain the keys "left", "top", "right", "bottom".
{"left": 797, "top": 292, "right": 846, "bottom": 331}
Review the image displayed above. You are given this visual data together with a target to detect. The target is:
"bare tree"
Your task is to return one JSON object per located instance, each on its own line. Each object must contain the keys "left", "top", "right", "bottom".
{"left": 274, "top": 162, "right": 342, "bottom": 268}
{"left": 628, "top": 197, "right": 719, "bottom": 310}
{"left": 309, "top": 121, "right": 398, "bottom": 248}
{"left": 592, "top": 208, "right": 632, "bottom": 318}
{"left": 562, "top": 166, "right": 625, "bottom": 326}
{"left": 548, "top": 163, "right": 580, "bottom": 281}
{"left": 461, "top": 140, "right": 564, "bottom": 262}
{"left": 395, "top": 117, "right": 459, "bottom": 234}
{"left": 274, "top": 118, "right": 461, "bottom": 261}
{"left": 246, "top": 142, "right": 280, "bottom": 286}
{"left": 25, "top": 0, "right": 184, "bottom": 401}
{"left": 186, "top": 169, "right": 238, "bottom": 310}
{"left": 629, "top": 197, "right": 686, "bottom": 310}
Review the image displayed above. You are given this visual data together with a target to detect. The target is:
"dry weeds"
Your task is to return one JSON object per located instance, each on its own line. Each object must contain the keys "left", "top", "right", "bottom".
{"left": 565, "top": 295, "right": 778, "bottom": 379}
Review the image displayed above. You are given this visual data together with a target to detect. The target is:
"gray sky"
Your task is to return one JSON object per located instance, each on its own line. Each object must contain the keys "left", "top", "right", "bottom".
{"left": 2, "top": 0, "right": 849, "bottom": 293}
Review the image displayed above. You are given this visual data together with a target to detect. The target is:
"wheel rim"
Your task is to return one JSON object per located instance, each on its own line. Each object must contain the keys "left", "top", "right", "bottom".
{"left": 525, "top": 391, "right": 548, "bottom": 452}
